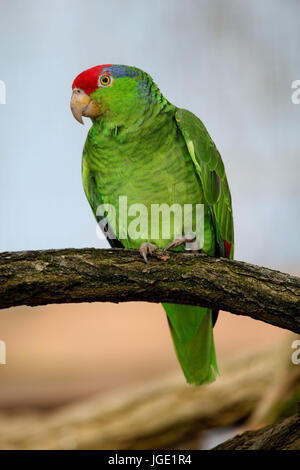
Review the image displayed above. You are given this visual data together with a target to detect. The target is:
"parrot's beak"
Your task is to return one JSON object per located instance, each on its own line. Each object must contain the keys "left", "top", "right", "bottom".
{"left": 70, "top": 88, "right": 100, "bottom": 124}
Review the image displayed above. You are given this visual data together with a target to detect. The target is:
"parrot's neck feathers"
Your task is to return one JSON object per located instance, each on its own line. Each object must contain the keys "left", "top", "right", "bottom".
{"left": 92, "top": 96, "right": 176, "bottom": 142}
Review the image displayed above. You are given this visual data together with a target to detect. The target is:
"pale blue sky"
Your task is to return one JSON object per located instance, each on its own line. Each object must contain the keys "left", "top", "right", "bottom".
{"left": 0, "top": 0, "right": 299, "bottom": 271}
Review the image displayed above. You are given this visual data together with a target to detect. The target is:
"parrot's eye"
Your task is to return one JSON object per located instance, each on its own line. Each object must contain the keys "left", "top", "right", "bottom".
{"left": 99, "top": 74, "right": 113, "bottom": 87}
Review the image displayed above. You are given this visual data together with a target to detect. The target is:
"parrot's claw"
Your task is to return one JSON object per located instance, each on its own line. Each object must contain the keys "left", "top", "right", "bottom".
{"left": 139, "top": 242, "right": 158, "bottom": 263}
{"left": 164, "top": 233, "right": 199, "bottom": 251}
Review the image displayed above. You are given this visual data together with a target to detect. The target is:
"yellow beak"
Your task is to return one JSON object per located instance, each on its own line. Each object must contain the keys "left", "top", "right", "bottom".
{"left": 70, "top": 88, "right": 100, "bottom": 124}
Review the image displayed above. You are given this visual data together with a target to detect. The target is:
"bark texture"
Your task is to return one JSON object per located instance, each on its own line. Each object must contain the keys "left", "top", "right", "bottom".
{"left": 0, "top": 248, "right": 299, "bottom": 333}
{"left": 213, "top": 412, "right": 300, "bottom": 450}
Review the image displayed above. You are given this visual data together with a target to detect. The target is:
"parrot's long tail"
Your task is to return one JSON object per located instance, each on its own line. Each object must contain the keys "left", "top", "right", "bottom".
{"left": 162, "top": 303, "right": 218, "bottom": 385}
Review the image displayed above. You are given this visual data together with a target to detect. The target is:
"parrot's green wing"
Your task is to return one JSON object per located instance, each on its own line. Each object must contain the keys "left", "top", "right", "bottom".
{"left": 82, "top": 145, "right": 124, "bottom": 248}
{"left": 175, "top": 108, "right": 234, "bottom": 258}
{"left": 161, "top": 109, "right": 234, "bottom": 386}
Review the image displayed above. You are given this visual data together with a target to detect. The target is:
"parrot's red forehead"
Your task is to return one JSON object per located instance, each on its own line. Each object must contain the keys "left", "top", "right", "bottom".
{"left": 72, "top": 64, "right": 112, "bottom": 95}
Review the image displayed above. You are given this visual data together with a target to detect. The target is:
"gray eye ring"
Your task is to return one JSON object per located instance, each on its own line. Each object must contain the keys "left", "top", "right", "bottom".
{"left": 99, "top": 74, "right": 113, "bottom": 87}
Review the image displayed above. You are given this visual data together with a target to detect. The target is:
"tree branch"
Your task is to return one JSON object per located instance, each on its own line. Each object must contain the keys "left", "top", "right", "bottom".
{"left": 213, "top": 411, "right": 300, "bottom": 450}
{"left": 0, "top": 248, "right": 299, "bottom": 333}
{"left": 0, "top": 349, "right": 282, "bottom": 450}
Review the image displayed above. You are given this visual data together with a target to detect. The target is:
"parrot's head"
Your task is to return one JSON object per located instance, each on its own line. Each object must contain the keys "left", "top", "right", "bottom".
{"left": 71, "top": 64, "right": 157, "bottom": 125}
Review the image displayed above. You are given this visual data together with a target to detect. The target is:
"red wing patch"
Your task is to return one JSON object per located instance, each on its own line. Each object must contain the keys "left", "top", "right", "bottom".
{"left": 224, "top": 240, "right": 232, "bottom": 258}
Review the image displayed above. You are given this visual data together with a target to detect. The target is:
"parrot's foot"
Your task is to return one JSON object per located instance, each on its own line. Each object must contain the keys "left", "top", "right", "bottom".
{"left": 164, "top": 233, "right": 199, "bottom": 251}
{"left": 139, "top": 242, "right": 158, "bottom": 263}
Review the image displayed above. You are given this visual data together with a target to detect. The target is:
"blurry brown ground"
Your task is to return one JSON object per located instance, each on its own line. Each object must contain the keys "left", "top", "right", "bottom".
{"left": 0, "top": 302, "right": 286, "bottom": 409}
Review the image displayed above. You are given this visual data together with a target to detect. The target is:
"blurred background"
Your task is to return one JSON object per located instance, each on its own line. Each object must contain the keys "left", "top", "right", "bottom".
{"left": 0, "top": 0, "right": 299, "bottom": 449}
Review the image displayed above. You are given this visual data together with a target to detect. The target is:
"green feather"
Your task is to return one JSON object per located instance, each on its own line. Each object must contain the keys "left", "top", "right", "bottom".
{"left": 78, "top": 65, "right": 234, "bottom": 385}
{"left": 163, "top": 303, "right": 218, "bottom": 385}
{"left": 175, "top": 108, "right": 234, "bottom": 247}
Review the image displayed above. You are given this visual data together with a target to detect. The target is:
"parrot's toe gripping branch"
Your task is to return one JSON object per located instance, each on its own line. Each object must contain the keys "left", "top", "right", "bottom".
{"left": 164, "top": 233, "right": 199, "bottom": 251}
{"left": 139, "top": 242, "right": 158, "bottom": 263}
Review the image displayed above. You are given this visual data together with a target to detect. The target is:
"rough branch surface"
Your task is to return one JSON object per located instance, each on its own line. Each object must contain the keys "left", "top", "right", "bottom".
{"left": 0, "top": 248, "right": 299, "bottom": 333}
{"left": 214, "top": 412, "right": 300, "bottom": 450}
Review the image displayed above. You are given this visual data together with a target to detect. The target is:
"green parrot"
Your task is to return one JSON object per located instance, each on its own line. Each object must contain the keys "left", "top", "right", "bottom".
{"left": 71, "top": 64, "right": 234, "bottom": 385}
